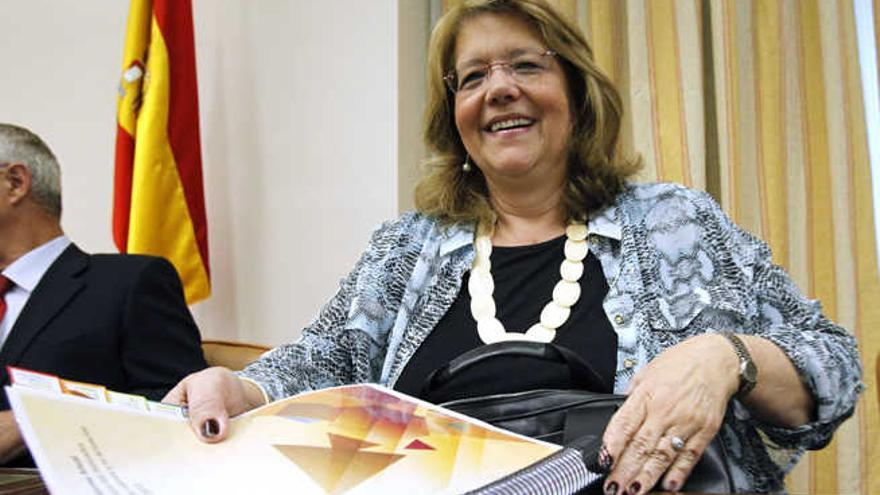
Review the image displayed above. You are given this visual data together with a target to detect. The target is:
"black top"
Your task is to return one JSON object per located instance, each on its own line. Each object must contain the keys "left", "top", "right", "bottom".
{"left": 395, "top": 235, "right": 617, "bottom": 398}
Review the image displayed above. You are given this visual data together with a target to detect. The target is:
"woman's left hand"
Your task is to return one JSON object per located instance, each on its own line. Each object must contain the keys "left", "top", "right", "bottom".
{"left": 600, "top": 334, "right": 740, "bottom": 495}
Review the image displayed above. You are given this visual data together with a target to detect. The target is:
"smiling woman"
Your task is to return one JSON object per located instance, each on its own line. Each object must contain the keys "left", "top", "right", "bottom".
{"left": 418, "top": 0, "right": 640, "bottom": 233}
{"left": 164, "top": 2, "right": 863, "bottom": 494}
{"left": 451, "top": 13, "right": 573, "bottom": 219}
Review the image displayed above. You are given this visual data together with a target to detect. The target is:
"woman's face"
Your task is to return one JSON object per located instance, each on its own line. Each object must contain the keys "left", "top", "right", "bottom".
{"left": 452, "top": 13, "right": 572, "bottom": 188}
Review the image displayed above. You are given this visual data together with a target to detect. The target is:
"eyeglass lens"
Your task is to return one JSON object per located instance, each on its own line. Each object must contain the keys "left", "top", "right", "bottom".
{"left": 447, "top": 50, "right": 554, "bottom": 94}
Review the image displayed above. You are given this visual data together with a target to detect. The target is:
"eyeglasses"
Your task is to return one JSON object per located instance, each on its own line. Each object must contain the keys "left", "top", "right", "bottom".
{"left": 444, "top": 49, "right": 557, "bottom": 95}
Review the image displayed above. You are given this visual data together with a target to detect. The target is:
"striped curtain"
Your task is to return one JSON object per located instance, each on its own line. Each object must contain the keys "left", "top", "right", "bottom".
{"left": 571, "top": 1, "right": 878, "bottom": 494}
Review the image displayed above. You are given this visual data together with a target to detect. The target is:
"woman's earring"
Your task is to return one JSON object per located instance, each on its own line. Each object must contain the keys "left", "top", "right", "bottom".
{"left": 462, "top": 155, "right": 472, "bottom": 172}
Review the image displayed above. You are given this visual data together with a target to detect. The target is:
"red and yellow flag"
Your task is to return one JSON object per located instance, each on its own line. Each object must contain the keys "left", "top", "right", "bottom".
{"left": 113, "top": 0, "right": 210, "bottom": 304}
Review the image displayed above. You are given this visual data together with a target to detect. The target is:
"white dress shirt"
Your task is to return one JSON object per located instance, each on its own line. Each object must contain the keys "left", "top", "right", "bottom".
{"left": 0, "top": 235, "right": 71, "bottom": 346}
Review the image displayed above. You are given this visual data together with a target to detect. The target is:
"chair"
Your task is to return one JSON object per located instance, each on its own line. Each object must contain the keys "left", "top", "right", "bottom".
{"left": 201, "top": 339, "right": 270, "bottom": 371}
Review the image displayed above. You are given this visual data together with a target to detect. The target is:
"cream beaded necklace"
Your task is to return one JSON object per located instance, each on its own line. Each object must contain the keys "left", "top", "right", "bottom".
{"left": 469, "top": 222, "right": 589, "bottom": 344}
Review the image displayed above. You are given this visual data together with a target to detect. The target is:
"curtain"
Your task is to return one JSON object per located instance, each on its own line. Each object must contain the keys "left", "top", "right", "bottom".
{"left": 572, "top": 1, "right": 878, "bottom": 494}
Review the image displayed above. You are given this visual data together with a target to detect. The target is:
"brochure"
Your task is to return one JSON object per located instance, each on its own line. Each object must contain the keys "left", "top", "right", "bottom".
{"left": 6, "top": 367, "right": 560, "bottom": 494}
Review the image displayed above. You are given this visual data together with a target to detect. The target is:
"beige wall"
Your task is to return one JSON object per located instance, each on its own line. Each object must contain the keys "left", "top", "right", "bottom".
{"left": 0, "top": 0, "right": 430, "bottom": 346}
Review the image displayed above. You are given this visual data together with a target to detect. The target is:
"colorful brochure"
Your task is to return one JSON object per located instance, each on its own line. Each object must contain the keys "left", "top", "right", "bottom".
{"left": 6, "top": 367, "right": 560, "bottom": 494}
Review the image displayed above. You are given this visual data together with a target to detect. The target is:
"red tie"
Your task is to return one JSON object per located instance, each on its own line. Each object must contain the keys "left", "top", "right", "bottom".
{"left": 0, "top": 275, "right": 12, "bottom": 323}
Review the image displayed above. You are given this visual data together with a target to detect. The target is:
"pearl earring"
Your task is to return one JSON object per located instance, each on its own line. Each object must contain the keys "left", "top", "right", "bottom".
{"left": 462, "top": 155, "right": 472, "bottom": 172}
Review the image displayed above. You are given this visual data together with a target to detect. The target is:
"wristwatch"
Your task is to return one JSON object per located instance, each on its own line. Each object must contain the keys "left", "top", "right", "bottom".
{"left": 719, "top": 332, "right": 757, "bottom": 398}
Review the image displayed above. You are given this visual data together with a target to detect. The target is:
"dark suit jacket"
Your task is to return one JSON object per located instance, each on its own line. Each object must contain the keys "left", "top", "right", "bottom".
{"left": 0, "top": 244, "right": 207, "bottom": 410}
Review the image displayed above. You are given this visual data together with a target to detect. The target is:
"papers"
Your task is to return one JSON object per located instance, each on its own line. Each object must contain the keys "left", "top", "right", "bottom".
{"left": 7, "top": 367, "right": 560, "bottom": 494}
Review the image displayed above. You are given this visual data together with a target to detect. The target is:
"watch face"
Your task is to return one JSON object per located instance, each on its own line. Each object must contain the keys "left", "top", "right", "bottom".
{"left": 743, "top": 361, "right": 757, "bottom": 381}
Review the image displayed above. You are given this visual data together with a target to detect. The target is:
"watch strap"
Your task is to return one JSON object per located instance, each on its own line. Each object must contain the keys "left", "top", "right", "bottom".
{"left": 719, "top": 332, "right": 757, "bottom": 398}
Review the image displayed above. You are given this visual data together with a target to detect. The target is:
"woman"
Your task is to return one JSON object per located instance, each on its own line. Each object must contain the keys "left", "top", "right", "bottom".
{"left": 166, "top": 1, "right": 862, "bottom": 493}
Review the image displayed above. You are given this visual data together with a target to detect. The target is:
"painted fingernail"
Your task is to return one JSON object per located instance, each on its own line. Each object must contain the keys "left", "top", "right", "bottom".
{"left": 202, "top": 418, "right": 219, "bottom": 437}
{"left": 665, "top": 479, "right": 680, "bottom": 492}
{"left": 604, "top": 481, "right": 618, "bottom": 495}
{"left": 628, "top": 481, "right": 641, "bottom": 495}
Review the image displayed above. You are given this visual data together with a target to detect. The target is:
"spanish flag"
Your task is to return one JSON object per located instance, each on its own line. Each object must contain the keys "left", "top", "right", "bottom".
{"left": 113, "top": 0, "right": 210, "bottom": 304}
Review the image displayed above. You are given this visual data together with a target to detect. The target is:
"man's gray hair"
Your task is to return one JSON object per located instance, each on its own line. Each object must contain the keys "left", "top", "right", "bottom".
{"left": 0, "top": 123, "right": 62, "bottom": 218}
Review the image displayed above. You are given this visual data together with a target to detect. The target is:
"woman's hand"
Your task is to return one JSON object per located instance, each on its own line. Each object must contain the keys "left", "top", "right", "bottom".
{"left": 162, "top": 367, "right": 267, "bottom": 443}
{"left": 601, "top": 334, "right": 739, "bottom": 494}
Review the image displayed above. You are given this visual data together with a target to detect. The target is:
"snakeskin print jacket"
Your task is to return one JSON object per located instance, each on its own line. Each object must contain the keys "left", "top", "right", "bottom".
{"left": 241, "top": 182, "right": 863, "bottom": 492}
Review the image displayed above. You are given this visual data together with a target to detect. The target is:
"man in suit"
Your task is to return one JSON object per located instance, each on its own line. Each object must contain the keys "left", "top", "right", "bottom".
{"left": 0, "top": 123, "right": 207, "bottom": 464}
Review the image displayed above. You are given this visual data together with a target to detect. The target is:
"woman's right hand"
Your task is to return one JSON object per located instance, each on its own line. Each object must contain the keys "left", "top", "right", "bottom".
{"left": 162, "top": 367, "right": 268, "bottom": 443}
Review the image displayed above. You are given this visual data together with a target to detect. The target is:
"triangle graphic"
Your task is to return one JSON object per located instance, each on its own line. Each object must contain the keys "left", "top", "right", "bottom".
{"left": 274, "top": 444, "right": 404, "bottom": 494}
{"left": 327, "top": 432, "right": 379, "bottom": 451}
{"left": 404, "top": 439, "right": 435, "bottom": 451}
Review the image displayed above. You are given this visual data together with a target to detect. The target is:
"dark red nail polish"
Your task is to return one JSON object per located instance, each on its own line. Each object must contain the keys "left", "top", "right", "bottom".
{"left": 202, "top": 418, "right": 219, "bottom": 437}
{"left": 605, "top": 481, "right": 619, "bottom": 495}
{"left": 665, "top": 480, "right": 680, "bottom": 492}
{"left": 628, "top": 481, "right": 641, "bottom": 495}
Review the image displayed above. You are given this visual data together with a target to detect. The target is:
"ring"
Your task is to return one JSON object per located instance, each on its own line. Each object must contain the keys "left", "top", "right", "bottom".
{"left": 670, "top": 435, "right": 686, "bottom": 452}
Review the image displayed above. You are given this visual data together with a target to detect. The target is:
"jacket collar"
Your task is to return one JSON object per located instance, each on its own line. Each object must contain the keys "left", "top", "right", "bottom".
{"left": 588, "top": 204, "right": 622, "bottom": 241}
{"left": 438, "top": 222, "right": 475, "bottom": 257}
{"left": 436, "top": 202, "right": 622, "bottom": 258}
{"left": 1, "top": 244, "right": 88, "bottom": 363}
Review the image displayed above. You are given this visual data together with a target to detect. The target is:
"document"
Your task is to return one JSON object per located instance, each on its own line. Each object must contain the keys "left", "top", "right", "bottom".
{"left": 7, "top": 368, "right": 560, "bottom": 494}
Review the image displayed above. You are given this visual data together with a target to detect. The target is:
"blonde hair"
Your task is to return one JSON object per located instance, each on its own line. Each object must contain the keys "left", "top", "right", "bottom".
{"left": 415, "top": 0, "right": 640, "bottom": 227}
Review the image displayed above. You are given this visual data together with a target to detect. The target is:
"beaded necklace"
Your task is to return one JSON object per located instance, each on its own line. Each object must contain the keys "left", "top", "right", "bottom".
{"left": 468, "top": 222, "right": 589, "bottom": 344}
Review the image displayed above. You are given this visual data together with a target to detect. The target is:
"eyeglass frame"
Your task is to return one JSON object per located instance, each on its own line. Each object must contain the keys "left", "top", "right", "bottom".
{"left": 443, "top": 49, "right": 558, "bottom": 95}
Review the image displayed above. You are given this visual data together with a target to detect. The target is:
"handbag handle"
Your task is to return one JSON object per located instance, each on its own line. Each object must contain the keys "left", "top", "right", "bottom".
{"left": 421, "top": 341, "right": 608, "bottom": 397}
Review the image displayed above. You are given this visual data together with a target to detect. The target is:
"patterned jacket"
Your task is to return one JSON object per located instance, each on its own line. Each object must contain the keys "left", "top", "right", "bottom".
{"left": 241, "top": 182, "right": 862, "bottom": 492}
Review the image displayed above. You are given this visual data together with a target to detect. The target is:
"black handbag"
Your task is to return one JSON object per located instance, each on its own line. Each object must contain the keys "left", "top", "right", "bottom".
{"left": 421, "top": 341, "right": 733, "bottom": 493}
